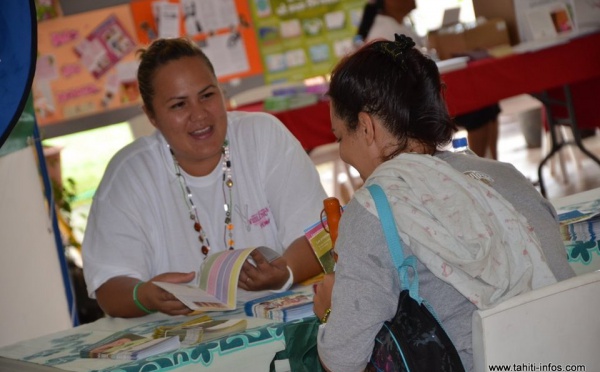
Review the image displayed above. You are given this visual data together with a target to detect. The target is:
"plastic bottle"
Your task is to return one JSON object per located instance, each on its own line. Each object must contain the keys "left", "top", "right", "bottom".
{"left": 452, "top": 137, "right": 476, "bottom": 155}
{"left": 323, "top": 197, "right": 342, "bottom": 245}
{"left": 323, "top": 197, "right": 342, "bottom": 262}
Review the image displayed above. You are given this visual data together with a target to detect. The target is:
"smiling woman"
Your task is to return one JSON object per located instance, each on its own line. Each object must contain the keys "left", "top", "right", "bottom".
{"left": 140, "top": 55, "right": 228, "bottom": 177}
{"left": 81, "top": 37, "right": 328, "bottom": 319}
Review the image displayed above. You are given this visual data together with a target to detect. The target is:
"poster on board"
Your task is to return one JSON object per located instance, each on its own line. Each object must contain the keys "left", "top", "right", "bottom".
{"left": 514, "top": 0, "right": 600, "bottom": 42}
{"left": 74, "top": 15, "right": 137, "bottom": 79}
{"left": 247, "top": 0, "right": 366, "bottom": 84}
{"left": 129, "top": 0, "right": 263, "bottom": 83}
{"left": 33, "top": 5, "right": 141, "bottom": 127}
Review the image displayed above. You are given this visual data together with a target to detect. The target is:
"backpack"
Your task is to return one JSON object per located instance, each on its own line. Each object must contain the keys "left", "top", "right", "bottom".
{"left": 366, "top": 184, "right": 465, "bottom": 372}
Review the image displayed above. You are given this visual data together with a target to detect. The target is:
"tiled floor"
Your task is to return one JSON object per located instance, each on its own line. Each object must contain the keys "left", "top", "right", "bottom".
{"left": 495, "top": 108, "right": 600, "bottom": 202}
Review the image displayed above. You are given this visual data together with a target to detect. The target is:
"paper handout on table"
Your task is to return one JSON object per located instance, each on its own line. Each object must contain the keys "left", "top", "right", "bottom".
{"left": 153, "top": 316, "right": 247, "bottom": 345}
{"left": 556, "top": 197, "right": 600, "bottom": 224}
{"left": 244, "top": 289, "right": 314, "bottom": 322}
{"left": 154, "top": 246, "right": 281, "bottom": 311}
{"left": 108, "top": 336, "right": 180, "bottom": 360}
{"left": 79, "top": 331, "right": 180, "bottom": 360}
{"left": 556, "top": 197, "right": 600, "bottom": 242}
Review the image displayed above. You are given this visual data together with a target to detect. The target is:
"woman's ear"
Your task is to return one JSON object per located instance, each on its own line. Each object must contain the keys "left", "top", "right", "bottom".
{"left": 357, "top": 112, "right": 376, "bottom": 145}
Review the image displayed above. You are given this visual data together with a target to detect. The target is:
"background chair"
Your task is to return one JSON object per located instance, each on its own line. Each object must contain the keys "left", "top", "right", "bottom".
{"left": 309, "top": 142, "right": 361, "bottom": 204}
{"left": 472, "top": 270, "right": 600, "bottom": 372}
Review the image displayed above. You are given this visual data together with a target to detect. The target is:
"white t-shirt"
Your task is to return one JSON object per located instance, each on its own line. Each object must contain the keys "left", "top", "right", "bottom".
{"left": 367, "top": 14, "right": 424, "bottom": 47}
{"left": 82, "top": 111, "right": 327, "bottom": 298}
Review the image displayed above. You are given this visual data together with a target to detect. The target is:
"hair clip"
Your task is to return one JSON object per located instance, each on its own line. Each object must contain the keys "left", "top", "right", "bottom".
{"left": 393, "top": 33, "right": 416, "bottom": 51}
{"left": 375, "top": 34, "right": 415, "bottom": 70}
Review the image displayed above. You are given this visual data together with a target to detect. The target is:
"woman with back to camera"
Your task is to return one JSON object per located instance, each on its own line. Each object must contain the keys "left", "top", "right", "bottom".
{"left": 313, "top": 35, "right": 574, "bottom": 371}
{"left": 358, "top": 0, "right": 501, "bottom": 158}
{"left": 82, "top": 37, "right": 327, "bottom": 318}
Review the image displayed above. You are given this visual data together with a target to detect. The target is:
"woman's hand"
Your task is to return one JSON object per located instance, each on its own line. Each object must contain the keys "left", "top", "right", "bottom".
{"left": 238, "top": 250, "right": 289, "bottom": 291}
{"left": 313, "top": 273, "right": 335, "bottom": 321}
{"left": 142, "top": 272, "right": 196, "bottom": 316}
{"left": 96, "top": 272, "right": 196, "bottom": 318}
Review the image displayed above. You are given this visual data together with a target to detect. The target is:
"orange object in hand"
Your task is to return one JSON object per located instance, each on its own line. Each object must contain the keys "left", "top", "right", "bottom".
{"left": 323, "top": 197, "right": 342, "bottom": 262}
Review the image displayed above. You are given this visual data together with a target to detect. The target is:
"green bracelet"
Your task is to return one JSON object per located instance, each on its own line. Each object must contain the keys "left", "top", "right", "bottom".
{"left": 133, "top": 281, "right": 156, "bottom": 314}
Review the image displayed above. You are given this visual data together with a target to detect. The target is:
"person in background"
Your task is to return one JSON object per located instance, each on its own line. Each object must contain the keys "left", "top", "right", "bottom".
{"left": 82, "top": 37, "right": 327, "bottom": 318}
{"left": 453, "top": 105, "right": 500, "bottom": 159}
{"left": 357, "top": 0, "right": 501, "bottom": 159}
{"left": 313, "top": 35, "right": 574, "bottom": 371}
{"left": 357, "top": 0, "right": 422, "bottom": 47}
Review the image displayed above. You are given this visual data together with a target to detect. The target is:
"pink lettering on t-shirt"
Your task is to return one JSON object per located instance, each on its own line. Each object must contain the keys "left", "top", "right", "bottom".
{"left": 248, "top": 208, "right": 271, "bottom": 228}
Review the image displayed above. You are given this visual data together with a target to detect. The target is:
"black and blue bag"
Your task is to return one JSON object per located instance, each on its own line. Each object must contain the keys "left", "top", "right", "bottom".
{"left": 366, "top": 184, "right": 465, "bottom": 372}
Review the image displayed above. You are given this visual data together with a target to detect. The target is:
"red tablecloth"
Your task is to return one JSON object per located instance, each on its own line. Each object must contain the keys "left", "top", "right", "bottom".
{"left": 237, "top": 32, "right": 600, "bottom": 150}
{"left": 442, "top": 31, "right": 600, "bottom": 128}
{"left": 236, "top": 100, "right": 335, "bottom": 152}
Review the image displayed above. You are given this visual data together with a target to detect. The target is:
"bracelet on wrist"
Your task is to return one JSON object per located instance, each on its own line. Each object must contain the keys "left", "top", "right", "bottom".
{"left": 133, "top": 281, "right": 156, "bottom": 314}
{"left": 320, "top": 308, "right": 332, "bottom": 324}
{"left": 271, "top": 266, "right": 294, "bottom": 293}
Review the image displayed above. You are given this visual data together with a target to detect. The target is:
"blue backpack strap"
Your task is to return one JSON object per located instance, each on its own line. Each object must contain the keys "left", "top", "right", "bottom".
{"left": 367, "top": 184, "right": 421, "bottom": 303}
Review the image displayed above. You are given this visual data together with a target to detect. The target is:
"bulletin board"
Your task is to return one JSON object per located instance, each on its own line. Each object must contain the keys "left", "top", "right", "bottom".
{"left": 32, "top": 0, "right": 367, "bottom": 131}
{"left": 33, "top": 5, "right": 141, "bottom": 127}
{"left": 248, "top": 0, "right": 366, "bottom": 84}
{"left": 129, "top": 0, "right": 263, "bottom": 82}
{"left": 33, "top": 0, "right": 264, "bottom": 129}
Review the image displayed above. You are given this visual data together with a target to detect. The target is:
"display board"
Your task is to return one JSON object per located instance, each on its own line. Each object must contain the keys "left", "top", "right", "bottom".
{"left": 32, "top": 0, "right": 368, "bottom": 132}
{"left": 248, "top": 0, "right": 366, "bottom": 84}
{"left": 33, "top": 1, "right": 266, "bottom": 130}
{"left": 33, "top": 5, "right": 141, "bottom": 127}
{"left": 512, "top": 0, "right": 600, "bottom": 42}
{"left": 129, "top": 0, "right": 263, "bottom": 82}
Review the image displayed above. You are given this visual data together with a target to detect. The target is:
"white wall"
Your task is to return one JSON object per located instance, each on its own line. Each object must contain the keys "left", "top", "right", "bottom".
{"left": 413, "top": 0, "right": 476, "bottom": 36}
{"left": 0, "top": 147, "right": 72, "bottom": 348}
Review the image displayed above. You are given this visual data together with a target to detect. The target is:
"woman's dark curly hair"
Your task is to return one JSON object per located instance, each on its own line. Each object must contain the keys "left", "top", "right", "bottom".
{"left": 328, "top": 35, "right": 456, "bottom": 159}
{"left": 136, "top": 37, "right": 216, "bottom": 116}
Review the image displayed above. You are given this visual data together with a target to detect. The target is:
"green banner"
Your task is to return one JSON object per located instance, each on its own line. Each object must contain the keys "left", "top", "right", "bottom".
{"left": 249, "top": 0, "right": 366, "bottom": 84}
{"left": 0, "top": 95, "right": 36, "bottom": 158}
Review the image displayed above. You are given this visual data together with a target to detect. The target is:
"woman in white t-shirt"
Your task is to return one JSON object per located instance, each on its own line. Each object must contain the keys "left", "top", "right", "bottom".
{"left": 82, "top": 38, "right": 327, "bottom": 318}
{"left": 357, "top": 0, "right": 423, "bottom": 46}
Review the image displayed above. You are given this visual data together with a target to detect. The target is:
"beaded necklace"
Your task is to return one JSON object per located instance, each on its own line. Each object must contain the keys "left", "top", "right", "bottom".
{"left": 170, "top": 139, "right": 234, "bottom": 259}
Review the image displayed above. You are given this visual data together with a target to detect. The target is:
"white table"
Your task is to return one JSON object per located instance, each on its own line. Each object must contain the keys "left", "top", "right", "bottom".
{"left": 551, "top": 187, "right": 600, "bottom": 210}
{"left": 0, "top": 310, "right": 288, "bottom": 372}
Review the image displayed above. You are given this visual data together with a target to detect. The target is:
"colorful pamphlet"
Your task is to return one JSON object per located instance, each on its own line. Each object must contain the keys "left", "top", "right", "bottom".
{"left": 79, "top": 331, "right": 180, "bottom": 360}
{"left": 80, "top": 332, "right": 145, "bottom": 358}
{"left": 555, "top": 196, "right": 600, "bottom": 276}
{"left": 244, "top": 290, "right": 314, "bottom": 322}
{"left": 153, "top": 316, "right": 247, "bottom": 346}
{"left": 557, "top": 198, "right": 600, "bottom": 241}
{"left": 108, "top": 337, "right": 180, "bottom": 361}
{"left": 304, "top": 218, "right": 336, "bottom": 274}
{"left": 153, "top": 246, "right": 280, "bottom": 311}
